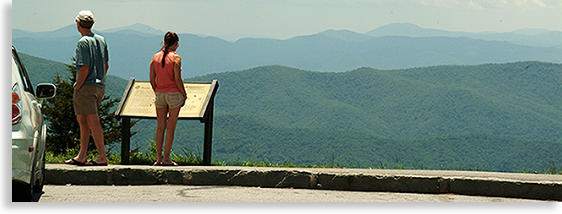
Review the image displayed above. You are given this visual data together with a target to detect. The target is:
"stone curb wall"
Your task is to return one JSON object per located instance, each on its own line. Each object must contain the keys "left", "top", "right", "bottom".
{"left": 45, "top": 167, "right": 562, "bottom": 201}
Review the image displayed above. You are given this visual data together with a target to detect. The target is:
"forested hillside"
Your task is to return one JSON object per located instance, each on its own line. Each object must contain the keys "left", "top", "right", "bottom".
{"left": 180, "top": 62, "right": 562, "bottom": 172}
{"left": 189, "top": 63, "right": 562, "bottom": 141}
{"left": 19, "top": 53, "right": 129, "bottom": 101}
{"left": 19, "top": 53, "right": 562, "bottom": 172}
{"left": 140, "top": 115, "right": 562, "bottom": 172}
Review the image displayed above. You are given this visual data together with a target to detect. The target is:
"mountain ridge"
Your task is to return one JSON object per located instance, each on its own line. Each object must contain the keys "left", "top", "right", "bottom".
{"left": 12, "top": 23, "right": 164, "bottom": 38}
{"left": 12, "top": 22, "right": 562, "bottom": 93}
{"left": 18, "top": 53, "right": 562, "bottom": 171}
{"left": 189, "top": 63, "right": 562, "bottom": 141}
{"left": 12, "top": 23, "right": 562, "bottom": 47}
{"left": 22, "top": 52, "right": 561, "bottom": 143}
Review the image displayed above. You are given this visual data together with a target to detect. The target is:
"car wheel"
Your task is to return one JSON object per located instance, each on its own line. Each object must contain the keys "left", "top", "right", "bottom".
{"left": 33, "top": 154, "right": 45, "bottom": 193}
{"left": 33, "top": 125, "right": 47, "bottom": 194}
{"left": 12, "top": 181, "right": 32, "bottom": 202}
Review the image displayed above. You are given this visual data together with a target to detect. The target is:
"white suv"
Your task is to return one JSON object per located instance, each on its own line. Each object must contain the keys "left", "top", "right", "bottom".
{"left": 12, "top": 45, "right": 56, "bottom": 202}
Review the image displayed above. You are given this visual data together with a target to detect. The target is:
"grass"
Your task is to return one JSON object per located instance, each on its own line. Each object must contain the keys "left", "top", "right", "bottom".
{"left": 46, "top": 141, "right": 203, "bottom": 166}
{"left": 46, "top": 142, "right": 562, "bottom": 175}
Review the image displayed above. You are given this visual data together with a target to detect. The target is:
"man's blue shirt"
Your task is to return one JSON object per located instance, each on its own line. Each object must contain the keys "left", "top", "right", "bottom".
{"left": 75, "top": 34, "right": 109, "bottom": 88}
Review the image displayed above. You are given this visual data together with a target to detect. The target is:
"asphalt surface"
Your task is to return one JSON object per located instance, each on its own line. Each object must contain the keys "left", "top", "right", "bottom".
{"left": 36, "top": 184, "right": 544, "bottom": 202}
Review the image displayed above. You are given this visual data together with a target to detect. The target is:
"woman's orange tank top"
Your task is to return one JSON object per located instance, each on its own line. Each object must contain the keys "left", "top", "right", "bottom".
{"left": 152, "top": 50, "right": 181, "bottom": 93}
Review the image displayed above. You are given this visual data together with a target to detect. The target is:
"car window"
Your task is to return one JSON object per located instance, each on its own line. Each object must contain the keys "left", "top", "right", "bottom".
{"left": 12, "top": 58, "right": 20, "bottom": 85}
{"left": 12, "top": 49, "right": 35, "bottom": 96}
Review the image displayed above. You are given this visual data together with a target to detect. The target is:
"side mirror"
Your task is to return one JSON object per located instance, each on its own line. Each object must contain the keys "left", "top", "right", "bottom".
{"left": 36, "top": 83, "right": 56, "bottom": 99}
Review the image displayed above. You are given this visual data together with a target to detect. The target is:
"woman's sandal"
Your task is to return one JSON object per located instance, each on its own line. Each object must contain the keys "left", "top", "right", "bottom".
{"left": 161, "top": 161, "right": 178, "bottom": 166}
{"left": 86, "top": 160, "right": 108, "bottom": 166}
{"left": 65, "top": 158, "right": 86, "bottom": 166}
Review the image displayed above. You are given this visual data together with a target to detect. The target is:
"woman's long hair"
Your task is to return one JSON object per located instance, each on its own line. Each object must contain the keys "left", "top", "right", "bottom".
{"left": 161, "top": 31, "right": 179, "bottom": 67}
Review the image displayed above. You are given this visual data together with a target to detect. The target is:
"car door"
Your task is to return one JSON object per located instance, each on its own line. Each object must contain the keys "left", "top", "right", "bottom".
{"left": 12, "top": 48, "right": 43, "bottom": 175}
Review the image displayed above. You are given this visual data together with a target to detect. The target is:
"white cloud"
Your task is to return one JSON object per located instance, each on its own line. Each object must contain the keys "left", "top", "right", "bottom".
{"left": 12, "top": 0, "right": 562, "bottom": 39}
{"left": 467, "top": 1, "right": 486, "bottom": 9}
{"left": 513, "top": 0, "right": 562, "bottom": 10}
{"left": 532, "top": 0, "right": 548, "bottom": 7}
{"left": 412, "top": 0, "right": 559, "bottom": 10}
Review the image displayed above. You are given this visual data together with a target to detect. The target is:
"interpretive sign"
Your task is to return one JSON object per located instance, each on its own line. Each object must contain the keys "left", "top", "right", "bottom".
{"left": 115, "top": 78, "right": 219, "bottom": 165}
{"left": 117, "top": 80, "right": 216, "bottom": 119}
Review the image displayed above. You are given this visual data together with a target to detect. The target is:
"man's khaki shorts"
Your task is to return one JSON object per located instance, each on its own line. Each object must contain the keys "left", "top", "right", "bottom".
{"left": 73, "top": 85, "right": 105, "bottom": 115}
{"left": 154, "top": 92, "right": 186, "bottom": 109}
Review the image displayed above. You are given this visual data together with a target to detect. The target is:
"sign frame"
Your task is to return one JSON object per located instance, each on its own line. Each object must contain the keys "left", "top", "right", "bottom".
{"left": 115, "top": 78, "right": 219, "bottom": 165}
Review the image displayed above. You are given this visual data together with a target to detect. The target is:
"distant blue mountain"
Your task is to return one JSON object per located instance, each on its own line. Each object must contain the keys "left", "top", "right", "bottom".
{"left": 13, "top": 24, "right": 79, "bottom": 39}
{"left": 12, "top": 23, "right": 164, "bottom": 38}
{"left": 367, "top": 23, "right": 562, "bottom": 47}
{"left": 100, "top": 23, "right": 165, "bottom": 36}
{"left": 12, "top": 23, "right": 562, "bottom": 80}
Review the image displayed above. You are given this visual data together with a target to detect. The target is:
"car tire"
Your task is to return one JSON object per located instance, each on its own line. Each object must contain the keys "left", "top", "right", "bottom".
{"left": 12, "top": 181, "right": 32, "bottom": 202}
{"left": 33, "top": 154, "right": 45, "bottom": 194}
{"left": 33, "top": 125, "right": 47, "bottom": 194}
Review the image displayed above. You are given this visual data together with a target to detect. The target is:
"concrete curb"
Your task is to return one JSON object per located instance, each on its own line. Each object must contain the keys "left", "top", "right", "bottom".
{"left": 45, "top": 164, "right": 562, "bottom": 201}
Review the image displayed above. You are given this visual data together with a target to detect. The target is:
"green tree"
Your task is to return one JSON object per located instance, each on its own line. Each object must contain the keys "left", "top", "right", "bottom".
{"left": 43, "top": 58, "right": 137, "bottom": 154}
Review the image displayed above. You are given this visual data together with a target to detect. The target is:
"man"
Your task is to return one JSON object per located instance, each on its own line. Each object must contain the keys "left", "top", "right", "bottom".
{"left": 65, "top": 10, "right": 109, "bottom": 166}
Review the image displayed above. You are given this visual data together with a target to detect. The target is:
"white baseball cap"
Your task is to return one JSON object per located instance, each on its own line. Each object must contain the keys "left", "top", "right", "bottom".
{"left": 75, "top": 10, "right": 94, "bottom": 22}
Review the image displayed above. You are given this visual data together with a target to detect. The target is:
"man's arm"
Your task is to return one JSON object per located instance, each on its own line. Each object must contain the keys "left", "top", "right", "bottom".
{"left": 75, "top": 39, "right": 90, "bottom": 90}
{"left": 75, "top": 65, "right": 89, "bottom": 91}
{"left": 105, "top": 61, "right": 109, "bottom": 75}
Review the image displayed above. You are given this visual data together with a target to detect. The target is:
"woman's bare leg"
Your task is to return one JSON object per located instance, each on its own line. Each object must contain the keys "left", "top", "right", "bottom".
{"left": 162, "top": 106, "right": 181, "bottom": 166}
{"left": 154, "top": 107, "right": 169, "bottom": 165}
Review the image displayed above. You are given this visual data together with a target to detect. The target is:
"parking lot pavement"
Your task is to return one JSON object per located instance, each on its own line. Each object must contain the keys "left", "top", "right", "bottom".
{"left": 37, "top": 184, "right": 545, "bottom": 202}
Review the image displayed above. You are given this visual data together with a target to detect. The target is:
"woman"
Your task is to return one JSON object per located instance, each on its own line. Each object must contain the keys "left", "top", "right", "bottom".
{"left": 149, "top": 32, "right": 187, "bottom": 166}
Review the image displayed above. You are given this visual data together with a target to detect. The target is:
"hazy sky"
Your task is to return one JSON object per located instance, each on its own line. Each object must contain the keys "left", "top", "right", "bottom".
{"left": 11, "top": 0, "right": 562, "bottom": 40}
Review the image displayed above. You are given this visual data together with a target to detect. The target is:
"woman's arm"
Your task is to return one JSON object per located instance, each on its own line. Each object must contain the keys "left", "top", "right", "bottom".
{"left": 149, "top": 57, "right": 157, "bottom": 91}
{"left": 173, "top": 55, "right": 187, "bottom": 98}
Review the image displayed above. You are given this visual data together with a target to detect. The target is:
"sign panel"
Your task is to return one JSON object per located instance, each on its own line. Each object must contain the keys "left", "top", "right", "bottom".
{"left": 115, "top": 78, "right": 218, "bottom": 165}
{"left": 116, "top": 80, "right": 217, "bottom": 119}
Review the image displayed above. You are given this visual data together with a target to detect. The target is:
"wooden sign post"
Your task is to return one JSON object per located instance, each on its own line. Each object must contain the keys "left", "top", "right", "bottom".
{"left": 115, "top": 78, "right": 219, "bottom": 165}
